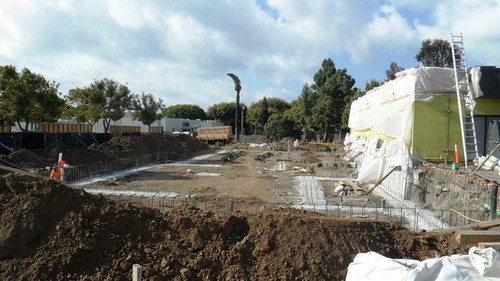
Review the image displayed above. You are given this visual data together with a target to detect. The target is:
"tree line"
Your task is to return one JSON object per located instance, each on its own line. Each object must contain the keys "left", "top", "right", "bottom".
{"left": 0, "top": 38, "right": 451, "bottom": 138}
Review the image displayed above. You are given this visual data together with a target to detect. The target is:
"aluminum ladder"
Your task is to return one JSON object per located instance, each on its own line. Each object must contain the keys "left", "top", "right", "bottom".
{"left": 451, "top": 33, "right": 479, "bottom": 169}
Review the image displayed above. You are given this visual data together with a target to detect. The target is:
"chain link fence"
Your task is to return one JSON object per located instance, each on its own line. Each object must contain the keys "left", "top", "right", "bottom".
{"left": 65, "top": 152, "right": 180, "bottom": 182}
{"left": 92, "top": 192, "right": 488, "bottom": 231}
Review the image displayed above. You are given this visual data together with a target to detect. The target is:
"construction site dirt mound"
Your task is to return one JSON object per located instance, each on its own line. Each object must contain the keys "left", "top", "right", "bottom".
{"left": 0, "top": 134, "right": 210, "bottom": 168}
{"left": 38, "top": 142, "right": 108, "bottom": 166}
{"left": 89, "top": 134, "right": 209, "bottom": 160}
{"left": 300, "top": 151, "right": 321, "bottom": 163}
{"left": 0, "top": 149, "right": 50, "bottom": 169}
{"left": 0, "top": 175, "right": 471, "bottom": 281}
{"left": 301, "top": 143, "right": 332, "bottom": 152}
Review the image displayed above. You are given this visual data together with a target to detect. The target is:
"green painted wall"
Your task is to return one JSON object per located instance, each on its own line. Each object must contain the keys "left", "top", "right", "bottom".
{"left": 474, "top": 98, "right": 500, "bottom": 115}
{"left": 412, "top": 95, "right": 463, "bottom": 162}
{"left": 412, "top": 95, "right": 500, "bottom": 162}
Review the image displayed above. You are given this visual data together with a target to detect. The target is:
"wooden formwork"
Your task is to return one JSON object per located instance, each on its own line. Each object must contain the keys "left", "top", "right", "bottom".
{"left": 196, "top": 126, "right": 232, "bottom": 141}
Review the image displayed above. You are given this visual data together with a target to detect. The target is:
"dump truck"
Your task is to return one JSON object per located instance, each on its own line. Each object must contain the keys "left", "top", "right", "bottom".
{"left": 196, "top": 126, "right": 232, "bottom": 143}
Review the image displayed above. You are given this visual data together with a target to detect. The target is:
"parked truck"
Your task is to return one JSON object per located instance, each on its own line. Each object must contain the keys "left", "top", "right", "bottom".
{"left": 196, "top": 126, "right": 232, "bottom": 143}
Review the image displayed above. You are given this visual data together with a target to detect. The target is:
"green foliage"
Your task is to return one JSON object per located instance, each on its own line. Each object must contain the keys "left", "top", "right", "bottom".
{"left": 310, "top": 59, "right": 356, "bottom": 140}
{"left": 289, "top": 84, "right": 318, "bottom": 138}
{"left": 246, "top": 97, "right": 291, "bottom": 134}
{"left": 261, "top": 97, "right": 269, "bottom": 125}
{"left": 415, "top": 39, "right": 453, "bottom": 67}
{"left": 385, "top": 62, "right": 404, "bottom": 80}
{"left": 206, "top": 102, "right": 246, "bottom": 133}
{"left": 132, "top": 93, "right": 164, "bottom": 131}
{"left": 163, "top": 104, "right": 207, "bottom": 120}
{"left": 66, "top": 78, "right": 132, "bottom": 133}
{"left": 0, "top": 66, "right": 65, "bottom": 130}
{"left": 66, "top": 87, "right": 101, "bottom": 125}
{"left": 264, "top": 109, "right": 300, "bottom": 140}
{"left": 207, "top": 102, "right": 236, "bottom": 124}
{"left": 365, "top": 79, "right": 382, "bottom": 92}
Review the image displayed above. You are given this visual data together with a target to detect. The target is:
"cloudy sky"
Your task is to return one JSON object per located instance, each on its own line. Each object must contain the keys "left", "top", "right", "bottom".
{"left": 1, "top": 0, "right": 499, "bottom": 110}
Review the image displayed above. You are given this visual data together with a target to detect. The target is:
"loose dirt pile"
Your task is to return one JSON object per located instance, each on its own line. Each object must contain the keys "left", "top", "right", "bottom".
{"left": 0, "top": 135, "right": 210, "bottom": 168}
{"left": 0, "top": 174, "right": 470, "bottom": 281}
{"left": 300, "top": 151, "right": 321, "bottom": 163}
{"left": 89, "top": 134, "right": 208, "bottom": 159}
{"left": 0, "top": 149, "right": 50, "bottom": 168}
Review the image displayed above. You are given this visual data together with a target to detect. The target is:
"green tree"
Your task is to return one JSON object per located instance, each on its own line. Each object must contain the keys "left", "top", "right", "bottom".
{"left": 0, "top": 65, "right": 19, "bottom": 124}
{"left": 261, "top": 97, "right": 269, "bottom": 125}
{"left": 290, "top": 84, "right": 318, "bottom": 139}
{"left": 65, "top": 87, "right": 101, "bottom": 126}
{"left": 310, "top": 59, "right": 356, "bottom": 140}
{"left": 264, "top": 109, "right": 300, "bottom": 140}
{"left": 206, "top": 102, "right": 246, "bottom": 133}
{"left": 246, "top": 97, "right": 291, "bottom": 134}
{"left": 163, "top": 104, "right": 207, "bottom": 120}
{"left": 0, "top": 66, "right": 65, "bottom": 131}
{"left": 341, "top": 79, "right": 381, "bottom": 130}
{"left": 66, "top": 79, "right": 132, "bottom": 133}
{"left": 132, "top": 93, "right": 164, "bottom": 132}
{"left": 415, "top": 39, "right": 453, "bottom": 67}
{"left": 365, "top": 79, "right": 382, "bottom": 92}
{"left": 385, "top": 62, "right": 404, "bottom": 80}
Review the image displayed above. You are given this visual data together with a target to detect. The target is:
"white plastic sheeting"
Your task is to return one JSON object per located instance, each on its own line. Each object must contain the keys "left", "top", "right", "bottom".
{"left": 349, "top": 67, "right": 459, "bottom": 144}
{"left": 477, "top": 155, "right": 500, "bottom": 173}
{"left": 345, "top": 133, "right": 410, "bottom": 185}
{"left": 346, "top": 247, "right": 500, "bottom": 281}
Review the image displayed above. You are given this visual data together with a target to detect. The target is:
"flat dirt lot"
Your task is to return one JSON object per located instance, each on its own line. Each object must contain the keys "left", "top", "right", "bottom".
{"left": 0, "top": 137, "right": 473, "bottom": 281}
{"left": 85, "top": 144, "right": 353, "bottom": 205}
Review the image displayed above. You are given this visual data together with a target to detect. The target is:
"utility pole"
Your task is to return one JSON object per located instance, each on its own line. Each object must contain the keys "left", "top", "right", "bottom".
{"left": 227, "top": 73, "right": 241, "bottom": 142}
{"left": 241, "top": 106, "right": 245, "bottom": 135}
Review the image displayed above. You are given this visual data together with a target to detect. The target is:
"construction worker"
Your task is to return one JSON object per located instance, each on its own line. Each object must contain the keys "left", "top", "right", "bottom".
{"left": 293, "top": 139, "right": 300, "bottom": 151}
{"left": 50, "top": 165, "right": 61, "bottom": 180}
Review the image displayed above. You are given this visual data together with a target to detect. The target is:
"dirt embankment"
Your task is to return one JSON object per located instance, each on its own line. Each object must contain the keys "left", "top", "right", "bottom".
{"left": 0, "top": 134, "right": 210, "bottom": 169}
{"left": 0, "top": 174, "right": 470, "bottom": 281}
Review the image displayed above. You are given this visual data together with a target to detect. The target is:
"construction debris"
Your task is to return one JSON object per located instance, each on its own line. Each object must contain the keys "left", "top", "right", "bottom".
{"left": 334, "top": 180, "right": 366, "bottom": 196}
{"left": 253, "top": 152, "right": 273, "bottom": 162}
{"left": 294, "top": 165, "right": 314, "bottom": 174}
{"left": 220, "top": 150, "right": 245, "bottom": 163}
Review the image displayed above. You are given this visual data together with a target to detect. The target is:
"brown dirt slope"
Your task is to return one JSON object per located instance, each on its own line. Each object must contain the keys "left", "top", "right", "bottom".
{"left": 0, "top": 135, "right": 210, "bottom": 168}
{"left": 0, "top": 175, "right": 470, "bottom": 281}
{"left": 89, "top": 134, "right": 209, "bottom": 159}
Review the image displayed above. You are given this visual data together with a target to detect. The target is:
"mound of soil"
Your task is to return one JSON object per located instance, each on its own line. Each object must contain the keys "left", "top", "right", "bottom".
{"left": 301, "top": 143, "right": 332, "bottom": 152}
{"left": 0, "top": 135, "right": 210, "bottom": 168}
{"left": 300, "top": 151, "right": 321, "bottom": 163}
{"left": 0, "top": 175, "right": 470, "bottom": 281}
{"left": 0, "top": 149, "right": 50, "bottom": 168}
{"left": 253, "top": 137, "right": 272, "bottom": 144}
{"left": 37, "top": 143, "right": 108, "bottom": 166}
{"left": 89, "top": 134, "right": 209, "bottom": 160}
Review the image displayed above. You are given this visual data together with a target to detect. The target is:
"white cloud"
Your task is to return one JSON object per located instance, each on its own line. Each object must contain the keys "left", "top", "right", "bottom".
{"left": 415, "top": 0, "right": 500, "bottom": 64}
{"left": 349, "top": 5, "right": 418, "bottom": 64}
{"left": 0, "top": 0, "right": 499, "bottom": 111}
{"left": 385, "top": 0, "right": 436, "bottom": 10}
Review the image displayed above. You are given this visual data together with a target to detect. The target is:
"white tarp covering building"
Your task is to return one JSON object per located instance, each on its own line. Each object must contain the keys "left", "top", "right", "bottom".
{"left": 345, "top": 66, "right": 500, "bottom": 200}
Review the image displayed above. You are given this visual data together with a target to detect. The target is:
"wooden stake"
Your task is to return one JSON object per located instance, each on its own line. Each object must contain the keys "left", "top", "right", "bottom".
{"left": 366, "top": 166, "right": 400, "bottom": 196}
{"left": 132, "top": 264, "right": 142, "bottom": 281}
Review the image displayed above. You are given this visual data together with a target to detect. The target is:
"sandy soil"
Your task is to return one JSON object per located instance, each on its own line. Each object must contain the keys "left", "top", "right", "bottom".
{"left": 85, "top": 146, "right": 354, "bottom": 205}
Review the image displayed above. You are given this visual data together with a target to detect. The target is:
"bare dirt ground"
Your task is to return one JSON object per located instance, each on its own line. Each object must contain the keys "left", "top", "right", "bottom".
{"left": 0, "top": 174, "right": 470, "bottom": 281}
{"left": 0, "top": 136, "right": 473, "bottom": 280}
{"left": 85, "top": 144, "right": 353, "bottom": 205}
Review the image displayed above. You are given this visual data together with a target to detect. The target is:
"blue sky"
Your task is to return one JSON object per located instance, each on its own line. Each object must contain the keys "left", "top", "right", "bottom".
{"left": 1, "top": 0, "right": 499, "bottom": 110}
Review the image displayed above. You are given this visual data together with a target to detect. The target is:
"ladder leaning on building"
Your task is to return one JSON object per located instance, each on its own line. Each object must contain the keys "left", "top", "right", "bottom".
{"left": 451, "top": 33, "right": 479, "bottom": 169}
